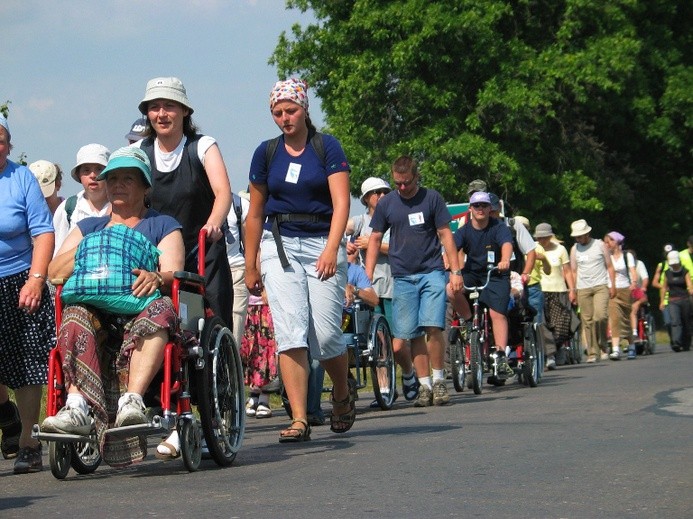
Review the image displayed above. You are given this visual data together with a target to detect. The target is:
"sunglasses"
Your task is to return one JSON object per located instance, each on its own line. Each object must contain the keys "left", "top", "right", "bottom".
{"left": 369, "top": 189, "right": 389, "bottom": 196}
{"left": 393, "top": 178, "right": 415, "bottom": 187}
{"left": 470, "top": 203, "right": 491, "bottom": 209}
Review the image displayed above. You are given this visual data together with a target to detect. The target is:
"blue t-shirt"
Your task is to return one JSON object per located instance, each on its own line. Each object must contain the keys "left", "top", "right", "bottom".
{"left": 0, "top": 160, "right": 54, "bottom": 277}
{"left": 248, "top": 134, "right": 350, "bottom": 237}
{"left": 347, "top": 262, "right": 373, "bottom": 290}
{"left": 77, "top": 210, "right": 182, "bottom": 246}
{"left": 369, "top": 187, "right": 450, "bottom": 277}
{"left": 454, "top": 218, "right": 513, "bottom": 277}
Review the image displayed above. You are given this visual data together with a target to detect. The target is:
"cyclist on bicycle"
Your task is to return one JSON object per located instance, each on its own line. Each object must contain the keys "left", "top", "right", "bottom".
{"left": 447, "top": 191, "right": 513, "bottom": 369}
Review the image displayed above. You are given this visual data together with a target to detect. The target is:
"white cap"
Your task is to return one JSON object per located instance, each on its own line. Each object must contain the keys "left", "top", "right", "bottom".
{"left": 667, "top": 250, "right": 681, "bottom": 265}
{"left": 359, "top": 177, "right": 391, "bottom": 204}
{"left": 70, "top": 144, "right": 111, "bottom": 182}
{"left": 29, "top": 160, "right": 60, "bottom": 197}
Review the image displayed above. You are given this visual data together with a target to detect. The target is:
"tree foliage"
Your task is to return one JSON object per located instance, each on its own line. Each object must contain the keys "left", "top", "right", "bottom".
{"left": 271, "top": 0, "right": 691, "bottom": 264}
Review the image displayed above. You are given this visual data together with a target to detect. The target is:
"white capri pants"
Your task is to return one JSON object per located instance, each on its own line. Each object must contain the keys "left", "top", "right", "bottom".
{"left": 260, "top": 230, "right": 347, "bottom": 361}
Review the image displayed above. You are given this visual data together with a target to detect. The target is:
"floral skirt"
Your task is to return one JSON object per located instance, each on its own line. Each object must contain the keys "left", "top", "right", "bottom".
{"left": 240, "top": 304, "right": 277, "bottom": 389}
{"left": 58, "top": 297, "right": 179, "bottom": 467}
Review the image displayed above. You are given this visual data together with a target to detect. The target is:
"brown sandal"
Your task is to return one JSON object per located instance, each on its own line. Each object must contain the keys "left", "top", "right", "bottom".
{"left": 279, "top": 418, "right": 311, "bottom": 443}
{"left": 330, "top": 379, "right": 356, "bottom": 434}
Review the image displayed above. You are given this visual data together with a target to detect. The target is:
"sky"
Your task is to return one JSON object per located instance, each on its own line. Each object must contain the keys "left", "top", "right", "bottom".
{"left": 1, "top": 0, "right": 332, "bottom": 201}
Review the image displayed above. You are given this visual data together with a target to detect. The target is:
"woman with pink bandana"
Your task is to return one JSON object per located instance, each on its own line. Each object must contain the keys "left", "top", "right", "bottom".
{"left": 244, "top": 79, "right": 353, "bottom": 442}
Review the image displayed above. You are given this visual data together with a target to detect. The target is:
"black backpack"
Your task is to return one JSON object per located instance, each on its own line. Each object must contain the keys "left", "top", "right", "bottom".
{"left": 264, "top": 131, "right": 326, "bottom": 168}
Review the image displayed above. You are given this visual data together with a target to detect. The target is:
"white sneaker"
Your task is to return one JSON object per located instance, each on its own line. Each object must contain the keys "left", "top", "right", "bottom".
{"left": 546, "top": 356, "right": 556, "bottom": 370}
{"left": 41, "top": 405, "right": 93, "bottom": 435}
{"left": 600, "top": 352, "right": 610, "bottom": 361}
{"left": 609, "top": 349, "right": 621, "bottom": 360}
{"left": 115, "top": 394, "right": 147, "bottom": 427}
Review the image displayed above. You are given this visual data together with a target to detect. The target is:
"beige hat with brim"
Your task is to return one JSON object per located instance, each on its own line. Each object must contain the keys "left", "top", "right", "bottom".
{"left": 570, "top": 219, "right": 592, "bottom": 237}
{"left": 139, "top": 77, "right": 194, "bottom": 115}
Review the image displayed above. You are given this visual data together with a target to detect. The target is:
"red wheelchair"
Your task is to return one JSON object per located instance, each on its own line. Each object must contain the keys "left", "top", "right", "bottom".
{"left": 32, "top": 230, "right": 245, "bottom": 479}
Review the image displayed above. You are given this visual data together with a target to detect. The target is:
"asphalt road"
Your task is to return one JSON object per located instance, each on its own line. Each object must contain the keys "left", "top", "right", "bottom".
{"left": 2, "top": 345, "right": 692, "bottom": 519}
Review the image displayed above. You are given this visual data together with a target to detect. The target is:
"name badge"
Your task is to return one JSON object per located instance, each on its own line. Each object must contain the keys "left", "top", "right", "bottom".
{"left": 285, "top": 162, "right": 302, "bottom": 184}
{"left": 408, "top": 212, "right": 424, "bottom": 226}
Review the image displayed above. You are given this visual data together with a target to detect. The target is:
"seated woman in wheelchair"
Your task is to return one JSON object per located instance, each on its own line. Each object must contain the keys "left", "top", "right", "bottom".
{"left": 41, "top": 147, "right": 184, "bottom": 467}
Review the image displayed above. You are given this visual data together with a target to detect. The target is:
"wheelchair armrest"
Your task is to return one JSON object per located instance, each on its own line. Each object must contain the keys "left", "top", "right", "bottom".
{"left": 174, "top": 270, "right": 205, "bottom": 286}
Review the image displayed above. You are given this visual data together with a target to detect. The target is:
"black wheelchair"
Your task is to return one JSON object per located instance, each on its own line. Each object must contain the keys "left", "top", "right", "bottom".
{"left": 341, "top": 300, "right": 396, "bottom": 410}
{"left": 33, "top": 230, "right": 246, "bottom": 479}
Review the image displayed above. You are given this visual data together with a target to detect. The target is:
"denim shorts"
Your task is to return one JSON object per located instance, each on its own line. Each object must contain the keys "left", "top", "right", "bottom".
{"left": 392, "top": 270, "right": 447, "bottom": 339}
{"left": 260, "top": 231, "right": 347, "bottom": 361}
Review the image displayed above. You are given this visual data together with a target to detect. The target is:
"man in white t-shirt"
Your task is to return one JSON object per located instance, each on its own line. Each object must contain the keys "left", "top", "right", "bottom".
{"left": 226, "top": 190, "right": 250, "bottom": 349}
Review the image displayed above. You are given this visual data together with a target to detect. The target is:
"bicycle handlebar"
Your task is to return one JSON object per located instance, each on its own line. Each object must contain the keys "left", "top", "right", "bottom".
{"left": 462, "top": 266, "right": 500, "bottom": 292}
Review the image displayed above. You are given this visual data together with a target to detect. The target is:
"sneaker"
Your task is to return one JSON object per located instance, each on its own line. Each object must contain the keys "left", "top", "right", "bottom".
{"left": 586, "top": 355, "right": 597, "bottom": 363}
{"left": 255, "top": 403, "right": 272, "bottom": 419}
{"left": 432, "top": 381, "right": 450, "bottom": 406}
{"left": 245, "top": 397, "right": 259, "bottom": 417}
{"left": 115, "top": 394, "right": 147, "bottom": 427}
{"left": 13, "top": 444, "right": 42, "bottom": 474}
{"left": 627, "top": 346, "right": 636, "bottom": 360}
{"left": 609, "top": 349, "right": 621, "bottom": 361}
{"left": 414, "top": 385, "right": 433, "bottom": 407}
{"left": 546, "top": 356, "right": 557, "bottom": 370}
{"left": 402, "top": 376, "right": 420, "bottom": 401}
{"left": 41, "top": 405, "right": 93, "bottom": 435}
{"left": 600, "top": 352, "right": 610, "bottom": 361}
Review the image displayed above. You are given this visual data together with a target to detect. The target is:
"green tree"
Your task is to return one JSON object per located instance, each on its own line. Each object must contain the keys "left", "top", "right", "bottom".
{"left": 272, "top": 0, "right": 691, "bottom": 265}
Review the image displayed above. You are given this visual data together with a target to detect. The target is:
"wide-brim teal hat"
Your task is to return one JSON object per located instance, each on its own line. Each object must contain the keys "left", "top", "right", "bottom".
{"left": 97, "top": 146, "right": 152, "bottom": 187}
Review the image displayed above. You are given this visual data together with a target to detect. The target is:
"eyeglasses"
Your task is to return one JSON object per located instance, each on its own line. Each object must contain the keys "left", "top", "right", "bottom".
{"left": 393, "top": 178, "right": 415, "bottom": 187}
{"left": 369, "top": 189, "right": 389, "bottom": 196}
{"left": 470, "top": 203, "right": 491, "bottom": 209}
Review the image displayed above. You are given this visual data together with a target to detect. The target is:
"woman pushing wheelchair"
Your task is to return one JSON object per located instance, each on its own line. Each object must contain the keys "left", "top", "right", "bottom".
{"left": 40, "top": 147, "right": 185, "bottom": 467}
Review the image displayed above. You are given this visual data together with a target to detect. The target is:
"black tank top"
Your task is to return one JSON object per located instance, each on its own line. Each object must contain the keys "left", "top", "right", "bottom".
{"left": 665, "top": 267, "right": 689, "bottom": 300}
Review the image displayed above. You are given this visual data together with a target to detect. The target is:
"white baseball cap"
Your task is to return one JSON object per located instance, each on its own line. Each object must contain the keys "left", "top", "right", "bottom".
{"left": 29, "top": 160, "right": 60, "bottom": 197}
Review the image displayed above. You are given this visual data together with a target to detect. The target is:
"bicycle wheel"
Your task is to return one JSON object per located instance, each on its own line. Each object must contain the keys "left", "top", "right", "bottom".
{"left": 646, "top": 314, "right": 656, "bottom": 354}
{"left": 370, "top": 315, "right": 396, "bottom": 409}
{"left": 196, "top": 316, "right": 245, "bottom": 467}
{"left": 470, "top": 331, "right": 483, "bottom": 395}
{"left": 449, "top": 331, "right": 466, "bottom": 393}
{"left": 522, "top": 323, "right": 539, "bottom": 388}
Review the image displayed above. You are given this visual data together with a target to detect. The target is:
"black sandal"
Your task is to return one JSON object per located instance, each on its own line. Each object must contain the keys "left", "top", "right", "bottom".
{"left": 330, "top": 379, "right": 356, "bottom": 434}
{"left": 279, "top": 418, "right": 311, "bottom": 443}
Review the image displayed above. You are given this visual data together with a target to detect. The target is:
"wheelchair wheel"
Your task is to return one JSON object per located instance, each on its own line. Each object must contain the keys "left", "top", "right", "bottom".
{"left": 646, "top": 314, "right": 656, "bottom": 355}
{"left": 470, "top": 331, "right": 483, "bottom": 395}
{"left": 69, "top": 433, "right": 101, "bottom": 474}
{"left": 369, "top": 314, "right": 396, "bottom": 410}
{"left": 180, "top": 419, "right": 202, "bottom": 472}
{"left": 49, "top": 441, "right": 72, "bottom": 480}
{"left": 522, "top": 324, "right": 538, "bottom": 388}
{"left": 569, "top": 326, "right": 582, "bottom": 364}
{"left": 196, "top": 316, "right": 245, "bottom": 467}
{"left": 449, "top": 332, "right": 466, "bottom": 393}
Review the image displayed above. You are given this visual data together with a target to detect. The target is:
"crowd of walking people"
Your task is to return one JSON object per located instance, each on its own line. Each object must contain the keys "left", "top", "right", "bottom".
{"left": 1, "top": 76, "right": 692, "bottom": 475}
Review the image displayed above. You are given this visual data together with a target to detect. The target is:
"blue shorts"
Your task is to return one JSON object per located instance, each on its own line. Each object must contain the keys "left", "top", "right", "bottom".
{"left": 462, "top": 272, "right": 510, "bottom": 315}
{"left": 392, "top": 271, "right": 447, "bottom": 339}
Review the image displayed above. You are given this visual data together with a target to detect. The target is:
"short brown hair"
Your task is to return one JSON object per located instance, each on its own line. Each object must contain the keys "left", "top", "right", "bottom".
{"left": 392, "top": 155, "right": 418, "bottom": 176}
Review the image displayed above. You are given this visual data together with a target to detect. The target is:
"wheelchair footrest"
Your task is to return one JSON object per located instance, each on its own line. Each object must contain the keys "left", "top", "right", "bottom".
{"left": 31, "top": 425, "right": 97, "bottom": 444}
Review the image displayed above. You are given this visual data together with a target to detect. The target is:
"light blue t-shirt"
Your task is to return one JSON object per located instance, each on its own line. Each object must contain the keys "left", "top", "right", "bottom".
{"left": 0, "top": 160, "right": 54, "bottom": 277}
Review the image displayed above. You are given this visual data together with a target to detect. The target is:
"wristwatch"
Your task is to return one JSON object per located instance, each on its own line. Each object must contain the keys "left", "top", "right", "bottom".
{"left": 31, "top": 273, "right": 46, "bottom": 281}
{"left": 450, "top": 270, "right": 462, "bottom": 276}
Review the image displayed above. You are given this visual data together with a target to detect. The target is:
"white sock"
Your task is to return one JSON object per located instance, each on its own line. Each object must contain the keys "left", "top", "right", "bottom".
{"left": 419, "top": 376, "right": 432, "bottom": 390}
{"left": 432, "top": 369, "right": 445, "bottom": 383}
{"left": 157, "top": 430, "right": 180, "bottom": 455}
{"left": 66, "top": 393, "right": 88, "bottom": 413}
{"left": 632, "top": 329, "right": 638, "bottom": 336}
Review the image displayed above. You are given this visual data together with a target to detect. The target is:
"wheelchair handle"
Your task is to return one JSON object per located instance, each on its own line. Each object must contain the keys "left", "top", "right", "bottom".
{"left": 197, "top": 228, "right": 208, "bottom": 277}
{"left": 463, "top": 266, "right": 500, "bottom": 293}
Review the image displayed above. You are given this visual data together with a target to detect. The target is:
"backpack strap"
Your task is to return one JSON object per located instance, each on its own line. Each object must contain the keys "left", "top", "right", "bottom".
{"left": 232, "top": 192, "right": 244, "bottom": 255}
{"left": 65, "top": 195, "right": 78, "bottom": 226}
{"left": 264, "top": 131, "right": 326, "bottom": 169}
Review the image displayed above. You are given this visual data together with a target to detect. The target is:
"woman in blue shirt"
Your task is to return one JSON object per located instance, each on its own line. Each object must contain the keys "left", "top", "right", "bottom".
{"left": 244, "top": 79, "right": 353, "bottom": 442}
